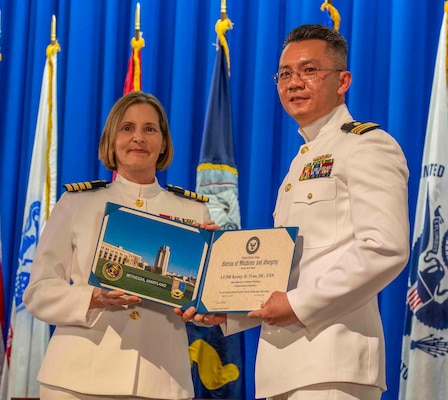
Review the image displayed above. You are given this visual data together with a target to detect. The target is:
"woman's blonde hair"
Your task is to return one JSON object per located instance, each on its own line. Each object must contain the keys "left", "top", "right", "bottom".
{"left": 99, "top": 91, "right": 174, "bottom": 171}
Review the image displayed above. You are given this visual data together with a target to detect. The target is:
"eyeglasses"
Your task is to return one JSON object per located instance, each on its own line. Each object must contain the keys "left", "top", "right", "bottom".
{"left": 272, "top": 67, "right": 343, "bottom": 85}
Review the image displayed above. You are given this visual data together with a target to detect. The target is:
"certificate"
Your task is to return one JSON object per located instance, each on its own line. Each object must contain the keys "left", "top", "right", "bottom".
{"left": 89, "top": 202, "right": 298, "bottom": 312}
{"left": 188, "top": 228, "right": 297, "bottom": 313}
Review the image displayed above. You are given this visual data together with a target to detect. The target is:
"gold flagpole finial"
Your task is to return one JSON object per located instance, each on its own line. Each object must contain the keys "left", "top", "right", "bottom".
{"left": 135, "top": 2, "right": 141, "bottom": 40}
{"left": 51, "top": 15, "right": 57, "bottom": 43}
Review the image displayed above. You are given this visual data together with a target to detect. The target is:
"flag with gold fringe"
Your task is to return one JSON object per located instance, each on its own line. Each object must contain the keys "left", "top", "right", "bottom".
{"left": 399, "top": 3, "right": 448, "bottom": 399}
{"left": 0, "top": 17, "right": 59, "bottom": 398}
{"left": 187, "top": 5, "right": 246, "bottom": 399}
{"left": 195, "top": 11, "right": 240, "bottom": 230}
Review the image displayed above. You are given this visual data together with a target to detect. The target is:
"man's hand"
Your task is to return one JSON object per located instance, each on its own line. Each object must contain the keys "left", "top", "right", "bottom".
{"left": 89, "top": 288, "right": 142, "bottom": 309}
{"left": 174, "top": 306, "right": 227, "bottom": 325}
{"left": 248, "top": 291, "right": 299, "bottom": 326}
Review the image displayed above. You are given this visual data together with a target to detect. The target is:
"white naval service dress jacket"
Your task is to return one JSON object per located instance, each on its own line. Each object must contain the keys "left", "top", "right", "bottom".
{"left": 224, "top": 104, "right": 410, "bottom": 399}
{"left": 23, "top": 174, "right": 210, "bottom": 399}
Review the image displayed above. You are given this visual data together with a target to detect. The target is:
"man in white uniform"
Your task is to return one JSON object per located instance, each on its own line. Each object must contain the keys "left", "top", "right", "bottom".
{"left": 180, "top": 24, "right": 410, "bottom": 400}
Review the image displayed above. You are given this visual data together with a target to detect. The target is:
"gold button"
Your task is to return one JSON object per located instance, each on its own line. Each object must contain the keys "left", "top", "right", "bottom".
{"left": 285, "top": 183, "right": 292, "bottom": 192}
{"left": 301, "top": 146, "right": 309, "bottom": 154}
{"left": 135, "top": 198, "right": 144, "bottom": 208}
{"left": 130, "top": 311, "right": 140, "bottom": 320}
{"left": 307, "top": 193, "right": 313, "bottom": 199}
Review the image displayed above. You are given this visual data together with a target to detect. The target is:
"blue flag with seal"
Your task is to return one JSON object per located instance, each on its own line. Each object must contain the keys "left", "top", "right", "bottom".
{"left": 187, "top": 10, "right": 247, "bottom": 400}
{"left": 399, "top": 4, "right": 448, "bottom": 400}
{"left": 195, "top": 16, "right": 240, "bottom": 231}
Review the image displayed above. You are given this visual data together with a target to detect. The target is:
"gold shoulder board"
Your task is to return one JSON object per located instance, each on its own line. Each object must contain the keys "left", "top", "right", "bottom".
{"left": 64, "top": 179, "right": 110, "bottom": 192}
{"left": 166, "top": 184, "right": 209, "bottom": 203}
{"left": 341, "top": 121, "right": 380, "bottom": 135}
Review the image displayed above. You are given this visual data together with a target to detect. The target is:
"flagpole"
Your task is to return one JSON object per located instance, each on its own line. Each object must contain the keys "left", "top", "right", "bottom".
{"left": 135, "top": 2, "right": 141, "bottom": 41}
{"left": 130, "top": 2, "right": 144, "bottom": 92}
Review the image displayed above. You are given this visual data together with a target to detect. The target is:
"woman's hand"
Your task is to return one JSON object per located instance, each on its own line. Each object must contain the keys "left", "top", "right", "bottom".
{"left": 89, "top": 287, "right": 142, "bottom": 309}
{"left": 174, "top": 220, "right": 222, "bottom": 323}
{"left": 174, "top": 306, "right": 227, "bottom": 325}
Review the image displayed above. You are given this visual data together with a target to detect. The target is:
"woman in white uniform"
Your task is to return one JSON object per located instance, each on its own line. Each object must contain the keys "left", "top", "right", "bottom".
{"left": 23, "top": 91, "right": 216, "bottom": 400}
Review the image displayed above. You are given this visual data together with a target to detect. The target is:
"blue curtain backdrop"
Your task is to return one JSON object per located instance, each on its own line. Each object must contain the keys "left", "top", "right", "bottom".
{"left": 0, "top": 1, "right": 442, "bottom": 399}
